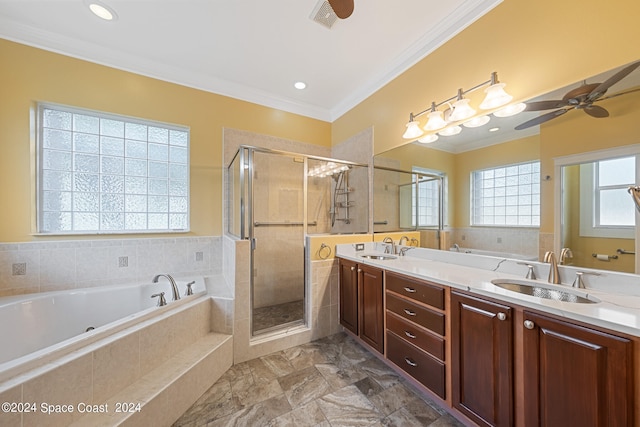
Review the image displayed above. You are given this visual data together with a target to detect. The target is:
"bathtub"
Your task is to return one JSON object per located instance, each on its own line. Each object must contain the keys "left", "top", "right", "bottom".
{"left": 0, "top": 277, "right": 206, "bottom": 382}
{"left": 450, "top": 247, "right": 537, "bottom": 261}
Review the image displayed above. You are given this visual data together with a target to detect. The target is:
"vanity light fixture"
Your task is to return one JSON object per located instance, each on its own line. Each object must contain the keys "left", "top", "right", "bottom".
{"left": 86, "top": 0, "right": 118, "bottom": 21}
{"left": 402, "top": 71, "right": 520, "bottom": 141}
{"left": 493, "top": 102, "right": 526, "bottom": 117}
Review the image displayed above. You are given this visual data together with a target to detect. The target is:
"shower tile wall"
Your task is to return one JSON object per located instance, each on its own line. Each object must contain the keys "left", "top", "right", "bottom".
{"left": 0, "top": 236, "right": 222, "bottom": 297}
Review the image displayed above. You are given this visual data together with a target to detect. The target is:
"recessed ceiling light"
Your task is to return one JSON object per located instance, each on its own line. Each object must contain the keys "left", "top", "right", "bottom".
{"left": 294, "top": 81, "right": 307, "bottom": 90}
{"left": 86, "top": 0, "right": 118, "bottom": 21}
{"left": 489, "top": 127, "right": 500, "bottom": 132}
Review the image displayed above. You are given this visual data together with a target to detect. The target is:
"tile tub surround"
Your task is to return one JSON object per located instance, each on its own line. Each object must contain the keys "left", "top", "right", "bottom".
{"left": 0, "top": 236, "right": 222, "bottom": 297}
{"left": 0, "top": 296, "right": 232, "bottom": 427}
{"left": 174, "top": 333, "right": 463, "bottom": 427}
{"left": 337, "top": 243, "right": 640, "bottom": 337}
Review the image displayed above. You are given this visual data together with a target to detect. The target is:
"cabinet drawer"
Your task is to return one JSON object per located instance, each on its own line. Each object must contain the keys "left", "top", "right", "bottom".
{"left": 387, "top": 331, "right": 445, "bottom": 399}
{"left": 386, "top": 311, "right": 445, "bottom": 360}
{"left": 386, "top": 272, "right": 444, "bottom": 309}
{"left": 386, "top": 293, "right": 445, "bottom": 336}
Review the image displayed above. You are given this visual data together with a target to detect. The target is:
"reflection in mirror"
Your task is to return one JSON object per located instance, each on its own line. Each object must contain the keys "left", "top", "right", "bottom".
{"left": 557, "top": 148, "right": 639, "bottom": 274}
{"left": 374, "top": 59, "right": 640, "bottom": 269}
{"left": 373, "top": 165, "right": 444, "bottom": 249}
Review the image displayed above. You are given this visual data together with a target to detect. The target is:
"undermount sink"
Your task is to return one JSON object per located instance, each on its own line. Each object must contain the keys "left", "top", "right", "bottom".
{"left": 360, "top": 254, "right": 397, "bottom": 260}
{"left": 491, "top": 279, "right": 600, "bottom": 304}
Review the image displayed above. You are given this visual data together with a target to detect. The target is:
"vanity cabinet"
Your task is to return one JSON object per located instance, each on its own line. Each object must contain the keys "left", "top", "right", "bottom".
{"left": 451, "top": 291, "right": 513, "bottom": 427}
{"left": 522, "top": 310, "right": 634, "bottom": 427}
{"left": 338, "top": 258, "right": 384, "bottom": 353}
{"left": 385, "top": 271, "right": 446, "bottom": 399}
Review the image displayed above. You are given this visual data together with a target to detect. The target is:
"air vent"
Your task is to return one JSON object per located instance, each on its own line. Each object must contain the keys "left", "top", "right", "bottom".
{"left": 310, "top": 0, "right": 338, "bottom": 29}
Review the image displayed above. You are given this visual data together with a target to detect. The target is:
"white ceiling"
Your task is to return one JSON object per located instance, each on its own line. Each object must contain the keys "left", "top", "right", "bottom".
{"left": 0, "top": 0, "right": 501, "bottom": 122}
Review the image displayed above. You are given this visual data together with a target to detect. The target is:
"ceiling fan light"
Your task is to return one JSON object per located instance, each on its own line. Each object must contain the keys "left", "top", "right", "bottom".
{"left": 423, "top": 110, "right": 448, "bottom": 131}
{"left": 463, "top": 115, "right": 491, "bottom": 128}
{"left": 438, "top": 125, "right": 462, "bottom": 137}
{"left": 493, "top": 102, "right": 526, "bottom": 117}
{"left": 402, "top": 120, "right": 424, "bottom": 139}
{"left": 480, "top": 83, "right": 513, "bottom": 109}
{"left": 418, "top": 134, "right": 439, "bottom": 144}
{"left": 449, "top": 98, "right": 476, "bottom": 122}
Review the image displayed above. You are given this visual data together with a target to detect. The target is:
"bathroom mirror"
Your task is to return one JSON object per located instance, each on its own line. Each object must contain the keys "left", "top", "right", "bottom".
{"left": 373, "top": 59, "right": 640, "bottom": 269}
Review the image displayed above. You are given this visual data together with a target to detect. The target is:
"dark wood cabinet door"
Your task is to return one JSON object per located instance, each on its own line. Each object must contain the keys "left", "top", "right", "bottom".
{"left": 358, "top": 264, "right": 384, "bottom": 353}
{"left": 522, "top": 310, "right": 634, "bottom": 427}
{"left": 338, "top": 259, "right": 358, "bottom": 334}
{"left": 451, "top": 291, "right": 513, "bottom": 427}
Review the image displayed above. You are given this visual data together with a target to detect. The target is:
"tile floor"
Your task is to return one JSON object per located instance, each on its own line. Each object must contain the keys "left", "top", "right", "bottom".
{"left": 252, "top": 300, "right": 304, "bottom": 332}
{"left": 173, "top": 332, "right": 465, "bottom": 426}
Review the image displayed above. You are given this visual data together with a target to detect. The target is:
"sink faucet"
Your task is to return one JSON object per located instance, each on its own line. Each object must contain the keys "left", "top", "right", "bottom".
{"left": 152, "top": 274, "right": 181, "bottom": 301}
{"left": 559, "top": 247, "right": 573, "bottom": 265}
{"left": 398, "top": 236, "right": 410, "bottom": 246}
{"left": 543, "top": 251, "right": 560, "bottom": 284}
{"left": 382, "top": 236, "right": 396, "bottom": 255}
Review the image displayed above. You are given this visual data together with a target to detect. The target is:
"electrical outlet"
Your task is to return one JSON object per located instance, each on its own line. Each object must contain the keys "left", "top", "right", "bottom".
{"left": 12, "top": 263, "right": 26, "bottom": 276}
{"left": 461, "top": 235, "right": 466, "bottom": 241}
{"left": 497, "top": 237, "right": 502, "bottom": 244}
{"left": 118, "top": 256, "right": 128, "bottom": 268}
{"left": 195, "top": 251, "right": 204, "bottom": 262}
{"left": 355, "top": 243, "right": 365, "bottom": 251}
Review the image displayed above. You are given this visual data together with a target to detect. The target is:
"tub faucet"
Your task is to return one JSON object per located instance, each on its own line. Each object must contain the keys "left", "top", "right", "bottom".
{"left": 382, "top": 236, "right": 396, "bottom": 254}
{"left": 543, "top": 251, "right": 560, "bottom": 284}
{"left": 152, "top": 274, "right": 181, "bottom": 301}
{"left": 398, "top": 236, "right": 410, "bottom": 246}
{"left": 453, "top": 243, "right": 460, "bottom": 252}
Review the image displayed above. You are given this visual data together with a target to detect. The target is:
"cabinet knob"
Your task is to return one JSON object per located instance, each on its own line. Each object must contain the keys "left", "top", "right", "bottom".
{"left": 404, "top": 309, "right": 417, "bottom": 316}
{"left": 404, "top": 357, "right": 418, "bottom": 367}
{"left": 350, "top": 266, "right": 355, "bottom": 271}
{"left": 524, "top": 320, "right": 535, "bottom": 330}
{"left": 357, "top": 269, "right": 362, "bottom": 273}
{"left": 497, "top": 312, "right": 507, "bottom": 321}
{"left": 404, "top": 331, "right": 417, "bottom": 339}
{"left": 403, "top": 287, "right": 417, "bottom": 293}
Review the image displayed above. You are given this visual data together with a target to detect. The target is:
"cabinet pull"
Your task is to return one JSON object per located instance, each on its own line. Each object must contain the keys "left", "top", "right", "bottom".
{"left": 404, "top": 357, "right": 418, "bottom": 367}
{"left": 404, "top": 331, "right": 417, "bottom": 339}
{"left": 350, "top": 266, "right": 355, "bottom": 271}
{"left": 404, "top": 309, "right": 416, "bottom": 316}
{"left": 524, "top": 320, "right": 535, "bottom": 330}
{"left": 357, "top": 268, "right": 362, "bottom": 273}
{"left": 403, "top": 287, "right": 417, "bottom": 293}
{"left": 497, "top": 312, "right": 507, "bottom": 321}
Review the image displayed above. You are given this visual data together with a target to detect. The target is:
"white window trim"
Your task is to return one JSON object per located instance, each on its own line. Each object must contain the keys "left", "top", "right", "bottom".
{"left": 35, "top": 102, "right": 190, "bottom": 235}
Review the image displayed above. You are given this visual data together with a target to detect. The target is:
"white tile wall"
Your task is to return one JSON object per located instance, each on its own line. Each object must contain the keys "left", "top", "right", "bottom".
{"left": 0, "top": 236, "right": 222, "bottom": 297}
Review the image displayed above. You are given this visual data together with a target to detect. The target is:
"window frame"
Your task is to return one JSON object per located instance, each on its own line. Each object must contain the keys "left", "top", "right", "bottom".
{"left": 470, "top": 160, "right": 541, "bottom": 228}
{"left": 35, "top": 102, "right": 190, "bottom": 235}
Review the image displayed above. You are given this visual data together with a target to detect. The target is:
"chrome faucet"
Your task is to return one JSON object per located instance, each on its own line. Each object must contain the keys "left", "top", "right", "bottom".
{"left": 543, "top": 251, "right": 560, "bottom": 284}
{"left": 152, "top": 274, "right": 181, "bottom": 301}
{"left": 559, "top": 247, "right": 573, "bottom": 265}
{"left": 398, "top": 236, "right": 410, "bottom": 246}
{"left": 382, "top": 236, "right": 396, "bottom": 254}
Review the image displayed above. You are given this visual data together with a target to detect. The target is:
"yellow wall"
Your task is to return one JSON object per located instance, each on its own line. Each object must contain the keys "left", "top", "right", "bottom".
{"left": 332, "top": 0, "right": 640, "bottom": 154}
{"left": 0, "top": 39, "right": 331, "bottom": 242}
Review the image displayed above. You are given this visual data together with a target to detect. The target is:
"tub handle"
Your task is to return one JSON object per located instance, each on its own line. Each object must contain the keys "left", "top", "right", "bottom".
{"left": 151, "top": 292, "right": 167, "bottom": 307}
{"left": 185, "top": 281, "right": 195, "bottom": 296}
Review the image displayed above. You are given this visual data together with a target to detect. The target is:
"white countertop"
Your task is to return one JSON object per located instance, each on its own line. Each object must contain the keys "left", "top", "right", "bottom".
{"left": 336, "top": 243, "right": 640, "bottom": 337}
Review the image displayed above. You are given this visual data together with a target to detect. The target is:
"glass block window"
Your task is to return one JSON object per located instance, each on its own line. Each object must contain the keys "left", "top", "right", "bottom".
{"left": 471, "top": 161, "right": 540, "bottom": 227}
{"left": 37, "top": 103, "right": 190, "bottom": 234}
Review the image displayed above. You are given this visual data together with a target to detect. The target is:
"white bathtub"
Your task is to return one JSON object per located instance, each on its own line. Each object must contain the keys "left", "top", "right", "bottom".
{"left": 0, "top": 277, "right": 206, "bottom": 381}
{"left": 450, "top": 247, "right": 537, "bottom": 261}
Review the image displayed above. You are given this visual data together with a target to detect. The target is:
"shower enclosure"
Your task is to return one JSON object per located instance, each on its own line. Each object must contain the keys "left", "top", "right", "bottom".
{"left": 227, "top": 146, "right": 368, "bottom": 336}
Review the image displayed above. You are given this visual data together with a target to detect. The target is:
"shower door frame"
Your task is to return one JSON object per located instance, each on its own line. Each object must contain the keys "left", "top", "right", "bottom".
{"left": 237, "top": 145, "right": 368, "bottom": 337}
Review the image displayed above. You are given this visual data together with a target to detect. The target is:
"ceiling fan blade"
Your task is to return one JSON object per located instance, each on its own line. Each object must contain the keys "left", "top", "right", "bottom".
{"left": 515, "top": 108, "right": 571, "bottom": 130}
{"left": 595, "top": 87, "right": 640, "bottom": 102}
{"left": 583, "top": 105, "right": 609, "bottom": 118}
{"left": 524, "top": 100, "right": 569, "bottom": 111}
{"left": 328, "top": 0, "right": 354, "bottom": 19}
{"left": 587, "top": 60, "right": 640, "bottom": 102}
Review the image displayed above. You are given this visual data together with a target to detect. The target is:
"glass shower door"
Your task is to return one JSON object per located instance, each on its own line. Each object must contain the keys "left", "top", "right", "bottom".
{"left": 249, "top": 150, "right": 306, "bottom": 335}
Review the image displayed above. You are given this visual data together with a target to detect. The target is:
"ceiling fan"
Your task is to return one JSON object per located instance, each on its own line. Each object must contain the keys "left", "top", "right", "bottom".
{"left": 515, "top": 60, "right": 640, "bottom": 130}
{"left": 328, "top": 0, "right": 354, "bottom": 19}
